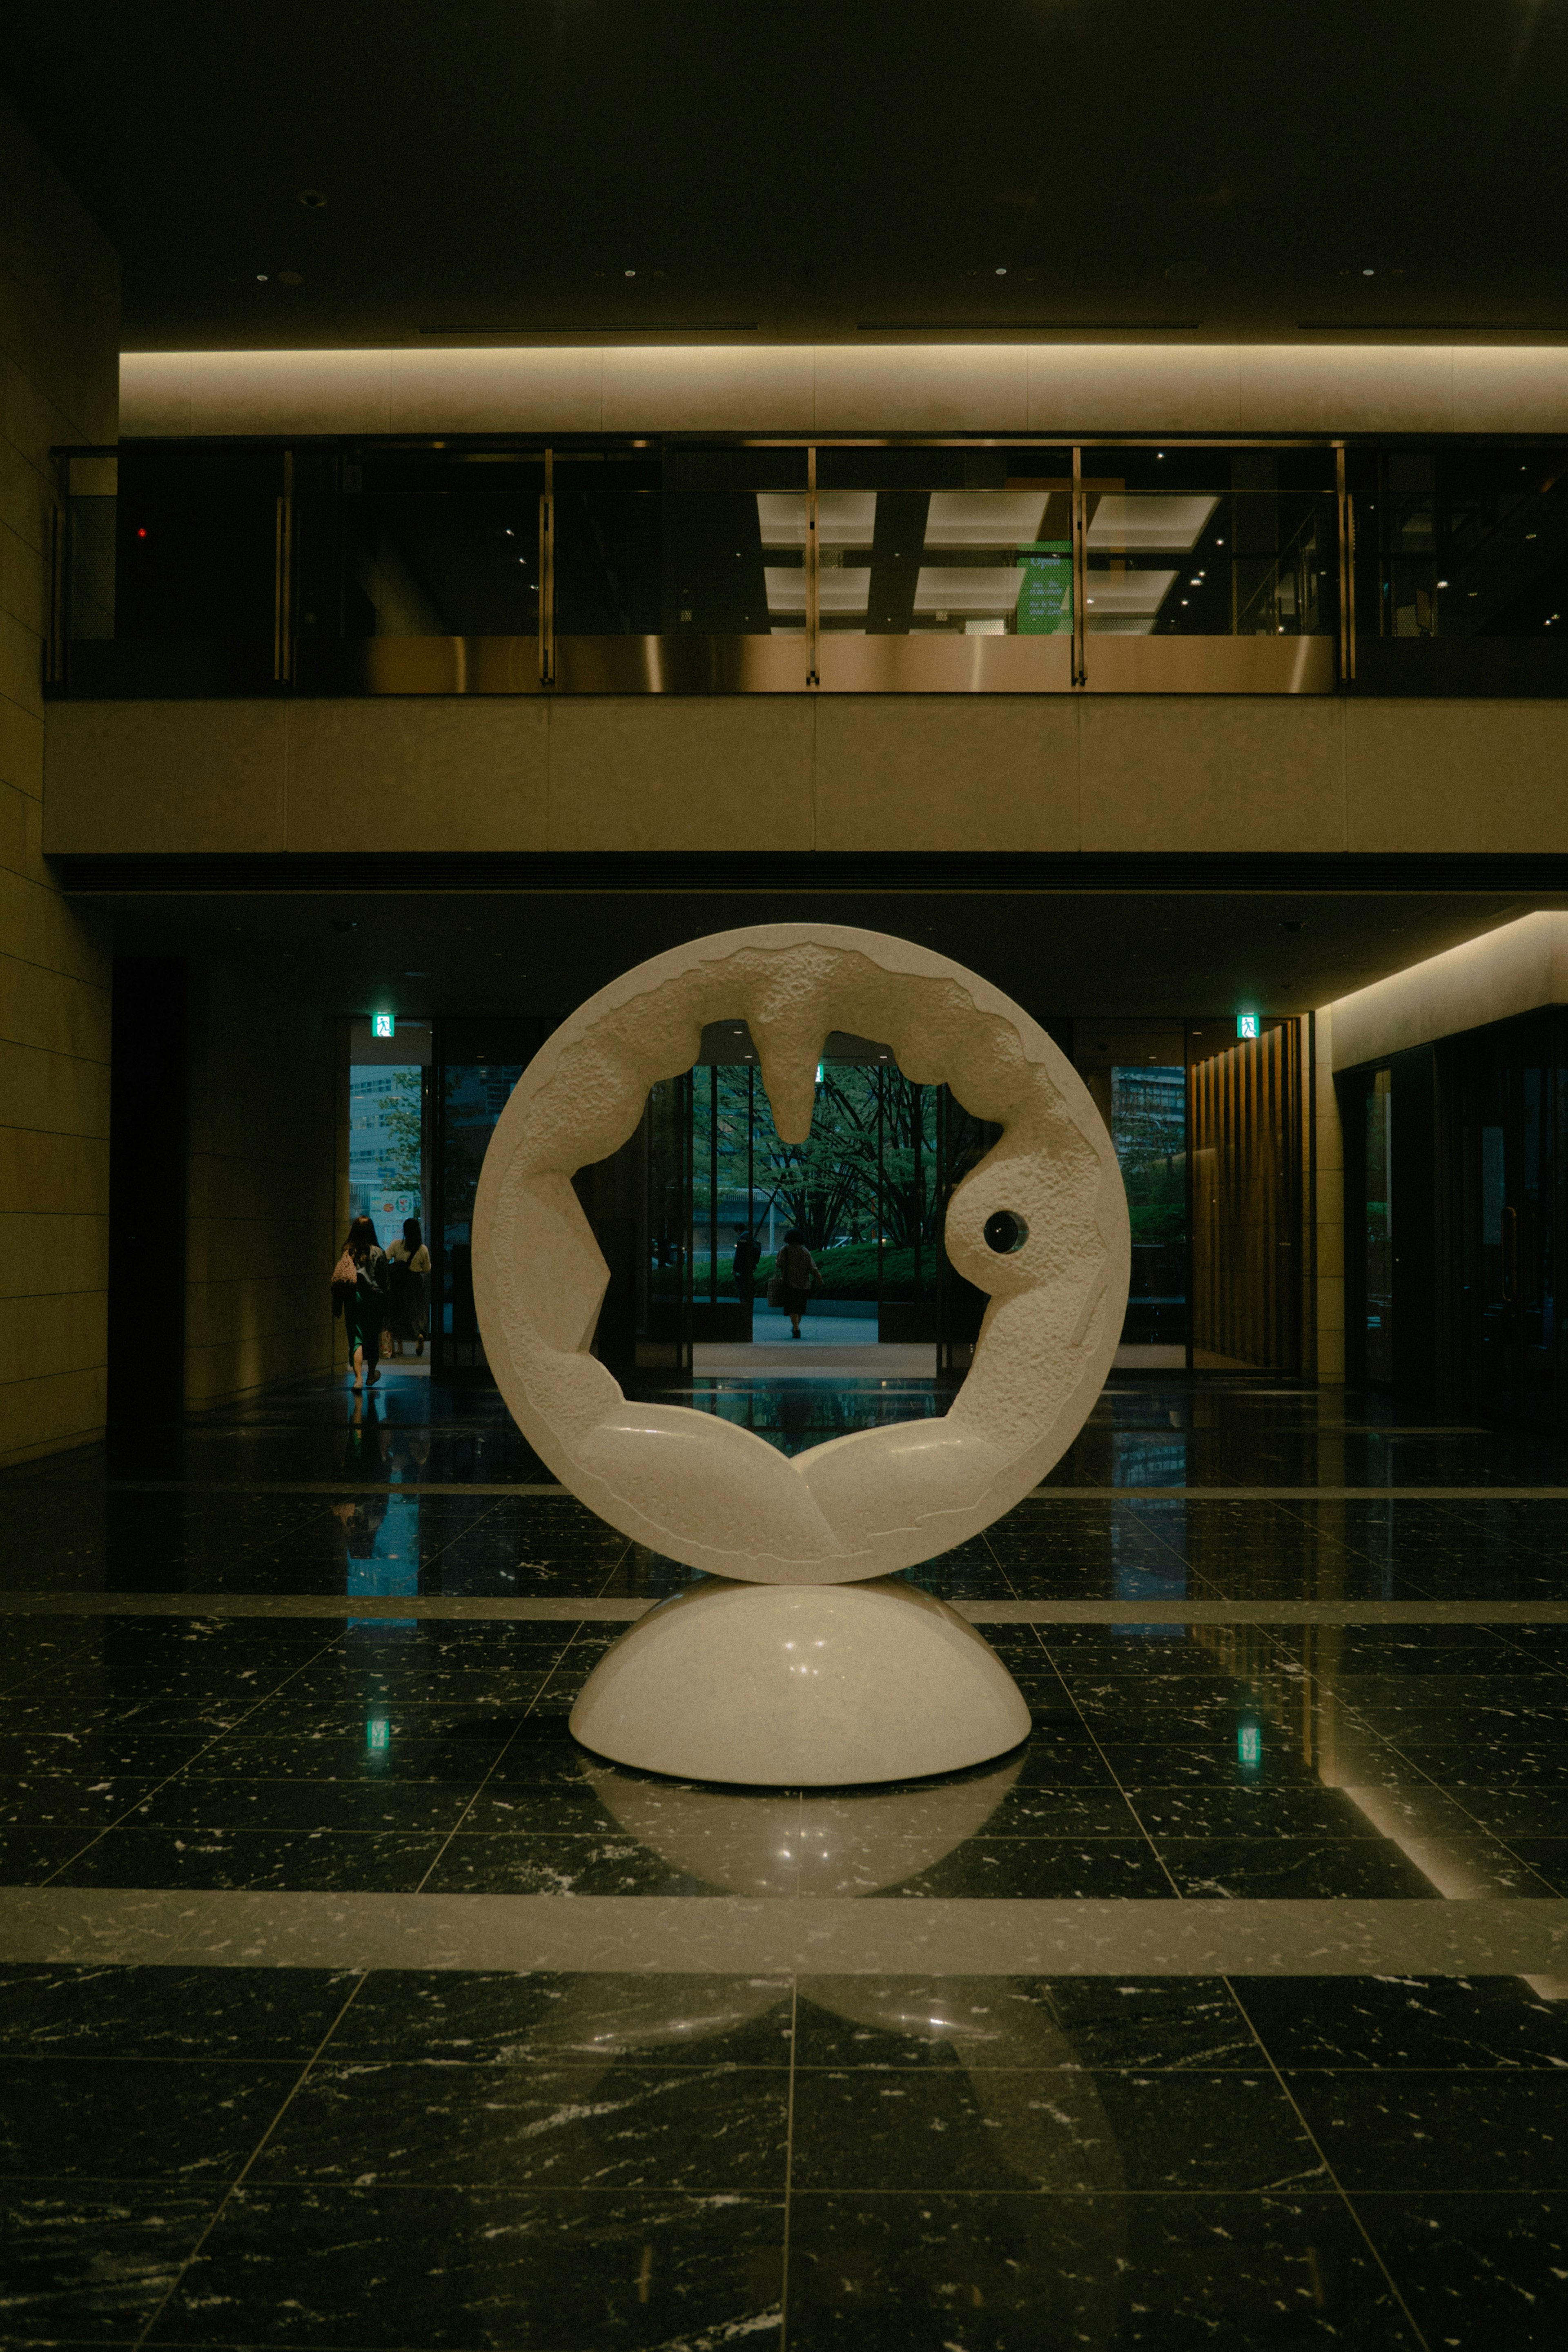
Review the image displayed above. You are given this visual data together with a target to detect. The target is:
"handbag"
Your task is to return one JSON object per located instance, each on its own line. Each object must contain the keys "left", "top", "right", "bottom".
{"left": 766, "top": 1272, "right": 785, "bottom": 1308}
{"left": 330, "top": 1249, "right": 356, "bottom": 1318}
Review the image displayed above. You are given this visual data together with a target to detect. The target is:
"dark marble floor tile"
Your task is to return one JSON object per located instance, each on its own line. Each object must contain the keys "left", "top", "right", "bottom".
{"left": 0, "top": 2056, "right": 299, "bottom": 2183}
{"left": 1278, "top": 1625, "right": 1525, "bottom": 1672}
{"left": 0, "top": 1733, "right": 210, "bottom": 1783}
{"left": 786, "top": 2190, "right": 1417, "bottom": 2350}
{"left": 835, "top": 1783, "right": 1144, "bottom": 1842}
{"left": 1388, "top": 1739, "right": 1568, "bottom": 1785}
{"left": 1071, "top": 1695, "right": 1268, "bottom": 1743}
{"left": 1053, "top": 1650, "right": 1254, "bottom": 1686}
{"left": 1441, "top": 1786, "right": 1568, "bottom": 1837}
{"left": 0, "top": 1696, "right": 250, "bottom": 1740}
{"left": 332, "top": 1972, "right": 794, "bottom": 2067}
{"left": 255, "top": 2058, "right": 789, "bottom": 2189}
{"left": 231, "top": 1699, "right": 537, "bottom": 1743}
{"left": 282, "top": 1660, "right": 572, "bottom": 1708}
{"left": 128, "top": 1779, "right": 476, "bottom": 1835}
{"left": 0, "top": 1776, "right": 155, "bottom": 1830}
{"left": 1497, "top": 1625, "right": 1568, "bottom": 1671}
{"left": 1492, "top": 1838, "right": 1568, "bottom": 1894}
{"left": 894, "top": 1553, "right": 1020, "bottom": 1602}
{"left": 49, "top": 1827, "right": 448, "bottom": 1894}
{"left": 0, "top": 1965, "right": 356, "bottom": 2058}
{"left": 793, "top": 1977, "right": 1256, "bottom": 2072}
{"left": 1152, "top": 1834, "right": 1534, "bottom": 1900}
{"left": 972, "top": 1746, "right": 1117, "bottom": 1790}
{"left": 482, "top": 1728, "right": 619, "bottom": 1786}
{"left": 185, "top": 1734, "right": 493, "bottom": 1785}
{"left": 0, "top": 1826, "right": 98, "bottom": 1884}
{"left": 886, "top": 1838, "right": 1171, "bottom": 1899}
{"left": 1235, "top": 1977, "right": 1568, "bottom": 2071}
{"left": 1127, "top": 1781, "right": 1420, "bottom": 1839}
{"left": 149, "top": 2184, "right": 784, "bottom": 2349}
{"left": 1099, "top": 1741, "right": 1348, "bottom": 1791}
{"left": 421, "top": 1835, "right": 703, "bottom": 1897}
{"left": 0, "top": 2190, "right": 218, "bottom": 2344}
{"left": 1347, "top": 1692, "right": 1568, "bottom": 1745}
{"left": 1348, "top": 2191, "right": 1568, "bottom": 2349}
{"left": 791, "top": 2067, "right": 1324, "bottom": 2194}
{"left": 1289, "top": 2071, "right": 1568, "bottom": 2191}
{"left": 459, "top": 1781, "right": 667, "bottom": 1835}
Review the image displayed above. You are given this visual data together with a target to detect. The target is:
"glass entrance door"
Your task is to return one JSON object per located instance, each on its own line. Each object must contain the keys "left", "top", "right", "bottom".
{"left": 1459, "top": 1014, "right": 1558, "bottom": 1426}
{"left": 1362, "top": 1068, "right": 1394, "bottom": 1384}
{"left": 431, "top": 1019, "right": 543, "bottom": 1376}
{"left": 681, "top": 1027, "right": 998, "bottom": 1365}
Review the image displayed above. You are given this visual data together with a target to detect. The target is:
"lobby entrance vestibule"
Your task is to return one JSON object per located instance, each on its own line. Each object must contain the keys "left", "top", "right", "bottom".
{"left": 341, "top": 997, "right": 1314, "bottom": 1394}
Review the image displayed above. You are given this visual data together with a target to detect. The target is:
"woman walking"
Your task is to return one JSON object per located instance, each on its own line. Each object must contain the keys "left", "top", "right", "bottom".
{"left": 774, "top": 1226, "right": 820, "bottom": 1340}
{"left": 333, "top": 1215, "right": 387, "bottom": 1392}
{"left": 386, "top": 1217, "right": 431, "bottom": 1359}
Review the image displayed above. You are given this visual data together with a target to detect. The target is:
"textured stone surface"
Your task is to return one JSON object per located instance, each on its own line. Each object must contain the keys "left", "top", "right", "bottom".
{"left": 474, "top": 924, "right": 1129, "bottom": 1581}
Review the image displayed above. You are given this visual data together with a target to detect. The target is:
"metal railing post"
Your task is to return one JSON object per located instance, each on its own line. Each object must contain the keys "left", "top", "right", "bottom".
{"left": 539, "top": 448, "right": 555, "bottom": 687}
{"left": 1071, "top": 445, "right": 1087, "bottom": 688}
{"left": 272, "top": 450, "right": 295, "bottom": 686}
{"left": 1335, "top": 441, "right": 1356, "bottom": 684}
{"left": 805, "top": 444, "right": 820, "bottom": 688}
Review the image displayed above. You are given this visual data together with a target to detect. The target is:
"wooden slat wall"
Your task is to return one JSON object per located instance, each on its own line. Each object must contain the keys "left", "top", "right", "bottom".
{"left": 1190, "top": 1021, "right": 1304, "bottom": 1373}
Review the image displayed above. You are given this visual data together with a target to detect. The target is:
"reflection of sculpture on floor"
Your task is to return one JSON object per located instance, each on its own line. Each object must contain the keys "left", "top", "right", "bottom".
{"left": 474, "top": 924, "right": 1129, "bottom": 1785}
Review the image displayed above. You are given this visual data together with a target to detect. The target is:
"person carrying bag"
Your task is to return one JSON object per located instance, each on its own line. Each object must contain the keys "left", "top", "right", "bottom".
{"left": 333, "top": 1215, "right": 387, "bottom": 1392}
{"left": 771, "top": 1227, "right": 820, "bottom": 1339}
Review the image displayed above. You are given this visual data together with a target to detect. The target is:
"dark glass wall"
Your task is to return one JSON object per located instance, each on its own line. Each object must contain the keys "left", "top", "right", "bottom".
{"left": 54, "top": 431, "right": 1568, "bottom": 701}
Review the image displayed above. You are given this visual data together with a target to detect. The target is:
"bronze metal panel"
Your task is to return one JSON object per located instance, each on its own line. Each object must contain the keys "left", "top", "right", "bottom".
{"left": 1083, "top": 634, "right": 1336, "bottom": 695}
{"left": 554, "top": 635, "right": 811, "bottom": 692}
{"left": 816, "top": 634, "right": 1074, "bottom": 693}
{"left": 346, "top": 638, "right": 546, "bottom": 693}
{"left": 1189, "top": 1021, "right": 1303, "bottom": 1375}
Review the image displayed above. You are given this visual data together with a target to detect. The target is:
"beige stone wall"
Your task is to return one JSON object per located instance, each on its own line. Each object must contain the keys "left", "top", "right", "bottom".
{"left": 41, "top": 690, "right": 1568, "bottom": 860}
{"left": 0, "top": 96, "right": 120, "bottom": 1465}
{"left": 184, "top": 959, "right": 339, "bottom": 1409}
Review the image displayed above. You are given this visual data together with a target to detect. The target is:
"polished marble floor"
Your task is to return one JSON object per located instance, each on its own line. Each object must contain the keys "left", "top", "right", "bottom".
{"left": 4, "top": 1369, "right": 1568, "bottom": 2345}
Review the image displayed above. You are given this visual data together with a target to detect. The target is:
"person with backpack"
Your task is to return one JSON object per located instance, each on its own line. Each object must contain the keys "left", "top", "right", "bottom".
{"left": 385, "top": 1217, "right": 432, "bottom": 1359}
{"left": 331, "top": 1215, "right": 388, "bottom": 1392}
{"left": 771, "top": 1226, "right": 821, "bottom": 1340}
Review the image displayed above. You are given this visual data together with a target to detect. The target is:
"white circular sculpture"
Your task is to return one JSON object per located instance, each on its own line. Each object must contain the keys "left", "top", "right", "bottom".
{"left": 473, "top": 923, "right": 1129, "bottom": 1786}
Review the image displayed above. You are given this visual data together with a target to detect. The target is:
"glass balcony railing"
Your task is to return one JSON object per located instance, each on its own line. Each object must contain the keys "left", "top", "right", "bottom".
{"left": 46, "top": 435, "right": 1568, "bottom": 698}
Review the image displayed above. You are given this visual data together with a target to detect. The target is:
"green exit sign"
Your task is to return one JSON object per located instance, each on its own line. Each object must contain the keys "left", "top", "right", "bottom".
{"left": 372, "top": 1012, "right": 395, "bottom": 1039}
{"left": 1236, "top": 1014, "right": 1259, "bottom": 1039}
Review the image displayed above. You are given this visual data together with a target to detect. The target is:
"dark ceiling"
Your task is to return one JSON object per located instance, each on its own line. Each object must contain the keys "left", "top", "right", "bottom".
{"left": 8, "top": 2, "right": 1568, "bottom": 349}
{"left": 85, "top": 883, "right": 1555, "bottom": 1029}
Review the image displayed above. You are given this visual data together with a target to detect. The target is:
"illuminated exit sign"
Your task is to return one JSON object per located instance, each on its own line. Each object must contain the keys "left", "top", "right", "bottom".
{"left": 1236, "top": 1014, "right": 1259, "bottom": 1039}
{"left": 372, "top": 1012, "right": 396, "bottom": 1039}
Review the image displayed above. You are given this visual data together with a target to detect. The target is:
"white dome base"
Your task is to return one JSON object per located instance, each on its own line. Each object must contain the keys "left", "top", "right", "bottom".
{"left": 569, "top": 1577, "right": 1031, "bottom": 1788}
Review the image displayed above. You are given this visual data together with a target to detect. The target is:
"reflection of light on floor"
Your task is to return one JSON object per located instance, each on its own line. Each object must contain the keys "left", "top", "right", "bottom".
{"left": 346, "top": 1492, "right": 420, "bottom": 1631}
{"left": 1332, "top": 1775, "right": 1568, "bottom": 2001}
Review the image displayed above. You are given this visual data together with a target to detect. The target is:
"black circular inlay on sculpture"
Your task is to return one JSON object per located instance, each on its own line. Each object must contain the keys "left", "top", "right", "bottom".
{"left": 983, "top": 1210, "right": 1029, "bottom": 1255}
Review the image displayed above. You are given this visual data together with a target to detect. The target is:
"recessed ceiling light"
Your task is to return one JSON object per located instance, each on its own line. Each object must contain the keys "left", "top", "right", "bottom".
{"left": 1437, "top": 577, "right": 1449, "bottom": 586}
{"left": 255, "top": 272, "right": 269, "bottom": 282}
{"left": 1363, "top": 268, "right": 1374, "bottom": 276}
{"left": 624, "top": 268, "right": 636, "bottom": 277}
{"left": 298, "top": 188, "right": 327, "bottom": 208}
{"left": 995, "top": 266, "right": 1007, "bottom": 275}
{"left": 403, "top": 969, "right": 430, "bottom": 977}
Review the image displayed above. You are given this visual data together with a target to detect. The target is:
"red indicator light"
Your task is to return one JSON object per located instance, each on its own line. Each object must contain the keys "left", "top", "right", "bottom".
{"left": 136, "top": 527, "right": 147, "bottom": 539}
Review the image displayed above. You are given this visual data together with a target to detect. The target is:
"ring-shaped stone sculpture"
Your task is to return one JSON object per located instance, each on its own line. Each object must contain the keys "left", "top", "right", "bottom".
{"left": 473, "top": 923, "right": 1130, "bottom": 1785}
